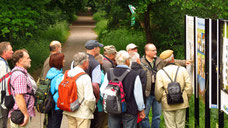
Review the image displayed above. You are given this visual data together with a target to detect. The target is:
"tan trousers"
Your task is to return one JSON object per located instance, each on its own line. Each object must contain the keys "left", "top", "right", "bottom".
{"left": 66, "top": 115, "right": 91, "bottom": 128}
{"left": 163, "top": 109, "right": 186, "bottom": 128}
{"left": 10, "top": 118, "right": 30, "bottom": 128}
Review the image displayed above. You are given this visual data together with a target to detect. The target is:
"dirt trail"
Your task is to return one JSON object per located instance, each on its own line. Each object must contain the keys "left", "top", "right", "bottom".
{"left": 8, "top": 14, "right": 97, "bottom": 128}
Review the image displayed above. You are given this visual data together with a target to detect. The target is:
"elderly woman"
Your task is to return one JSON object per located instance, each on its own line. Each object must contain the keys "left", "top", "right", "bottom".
{"left": 46, "top": 53, "right": 65, "bottom": 128}
{"left": 100, "top": 50, "right": 145, "bottom": 128}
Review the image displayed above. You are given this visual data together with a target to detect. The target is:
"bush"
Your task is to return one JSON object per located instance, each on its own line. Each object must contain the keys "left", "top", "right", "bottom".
{"left": 93, "top": 11, "right": 107, "bottom": 22}
{"left": 100, "top": 28, "right": 146, "bottom": 55}
{"left": 94, "top": 20, "right": 108, "bottom": 37}
{"left": 12, "top": 21, "right": 70, "bottom": 72}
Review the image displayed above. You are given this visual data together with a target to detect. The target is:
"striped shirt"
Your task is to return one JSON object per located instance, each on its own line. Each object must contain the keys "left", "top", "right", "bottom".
{"left": 8, "top": 66, "right": 35, "bottom": 117}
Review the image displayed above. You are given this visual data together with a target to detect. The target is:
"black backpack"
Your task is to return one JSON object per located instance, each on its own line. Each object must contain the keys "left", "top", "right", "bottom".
{"left": 162, "top": 67, "right": 184, "bottom": 105}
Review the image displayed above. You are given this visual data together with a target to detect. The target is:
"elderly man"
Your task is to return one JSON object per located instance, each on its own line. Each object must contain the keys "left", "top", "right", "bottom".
{"left": 100, "top": 50, "right": 145, "bottom": 128}
{"left": 155, "top": 50, "right": 192, "bottom": 128}
{"left": 102, "top": 45, "right": 117, "bottom": 74}
{"left": 41, "top": 40, "right": 62, "bottom": 79}
{"left": 140, "top": 43, "right": 188, "bottom": 128}
{"left": 9, "top": 49, "right": 36, "bottom": 127}
{"left": 64, "top": 52, "right": 96, "bottom": 128}
{"left": 0, "top": 42, "right": 13, "bottom": 128}
{"left": 84, "top": 40, "right": 103, "bottom": 128}
{"left": 126, "top": 43, "right": 138, "bottom": 53}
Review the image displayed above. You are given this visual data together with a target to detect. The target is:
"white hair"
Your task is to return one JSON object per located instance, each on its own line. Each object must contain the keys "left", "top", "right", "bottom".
{"left": 73, "top": 52, "right": 88, "bottom": 67}
{"left": 129, "top": 52, "right": 140, "bottom": 63}
{"left": 163, "top": 54, "right": 174, "bottom": 63}
{"left": 115, "top": 50, "right": 130, "bottom": 65}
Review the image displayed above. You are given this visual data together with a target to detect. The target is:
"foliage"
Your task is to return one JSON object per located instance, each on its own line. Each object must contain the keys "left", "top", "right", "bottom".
{"left": 93, "top": 11, "right": 107, "bottom": 21}
{"left": 12, "top": 21, "right": 69, "bottom": 72}
{"left": 94, "top": 20, "right": 108, "bottom": 38}
{"left": 92, "top": 0, "right": 228, "bottom": 59}
{"left": 0, "top": 0, "right": 86, "bottom": 44}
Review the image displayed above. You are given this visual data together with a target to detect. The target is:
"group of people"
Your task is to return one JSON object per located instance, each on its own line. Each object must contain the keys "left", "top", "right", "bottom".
{"left": 0, "top": 39, "right": 192, "bottom": 128}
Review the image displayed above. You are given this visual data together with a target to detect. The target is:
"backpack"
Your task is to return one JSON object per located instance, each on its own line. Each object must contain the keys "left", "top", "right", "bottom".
{"left": 103, "top": 68, "right": 130, "bottom": 114}
{"left": 35, "top": 78, "right": 55, "bottom": 113}
{"left": 57, "top": 71, "right": 85, "bottom": 112}
{"left": 0, "top": 70, "right": 33, "bottom": 110}
{"left": 162, "top": 67, "right": 184, "bottom": 105}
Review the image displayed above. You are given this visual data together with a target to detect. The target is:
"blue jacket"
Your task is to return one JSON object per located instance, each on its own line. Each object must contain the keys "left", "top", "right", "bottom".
{"left": 46, "top": 67, "right": 64, "bottom": 110}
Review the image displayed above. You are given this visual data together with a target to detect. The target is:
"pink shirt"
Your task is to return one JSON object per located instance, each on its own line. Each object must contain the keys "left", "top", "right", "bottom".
{"left": 8, "top": 66, "right": 35, "bottom": 117}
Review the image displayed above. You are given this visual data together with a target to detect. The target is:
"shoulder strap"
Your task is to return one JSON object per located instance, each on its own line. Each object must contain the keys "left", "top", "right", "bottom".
{"left": 72, "top": 72, "right": 86, "bottom": 81}
{"left": 174, "top": 67, "right": 180, "bottom": 82}
{"left": 161, "top": 69, "right": 173, "bottom": 82}
{"left": 161, "top": 66, "right": 180, "bottom": 82}
{"left": 110, "top": 68, "right": 130, "bottom": 81}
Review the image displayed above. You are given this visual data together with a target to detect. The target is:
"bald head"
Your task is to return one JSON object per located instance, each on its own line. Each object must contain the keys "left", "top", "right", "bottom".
{"left": 49, "top": 40, "right": 62, "bottom": 53}
{"left": 144, "top": 43, "right": 157, "bottom": 60}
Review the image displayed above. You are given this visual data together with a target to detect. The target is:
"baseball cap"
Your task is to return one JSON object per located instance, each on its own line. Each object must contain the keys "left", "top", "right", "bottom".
{"left": 104, "top": 45, "right": 117, "bottom": 54}
{"left": 85, "top": 40, "right": 104, "bottom": 50}
{"left": 126, "top": 43, "right": 138, "bottom": 51}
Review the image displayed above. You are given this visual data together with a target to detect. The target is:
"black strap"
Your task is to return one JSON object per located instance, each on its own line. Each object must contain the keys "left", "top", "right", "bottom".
{"left": 103, "top": 55, "right": 115, "bottom": 68}
{"left": 10, "top": 70, "right": 35, "bottom": 99}
{"left": 161, "top": 67, "right": 180, "bottom": 82}
{"left": 110, "top": 68, "right": 130, "bottom": 81}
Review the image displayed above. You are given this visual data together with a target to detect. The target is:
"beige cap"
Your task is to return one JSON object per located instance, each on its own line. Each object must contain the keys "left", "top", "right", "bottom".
{"left": 104, "top": 45, "right": 117, "bottom": 54}
{"left": 160, "top": 50, "right": 173, "bottom": 60}
{"left": 126, "top": 43, "right": 138, "bottom": 51}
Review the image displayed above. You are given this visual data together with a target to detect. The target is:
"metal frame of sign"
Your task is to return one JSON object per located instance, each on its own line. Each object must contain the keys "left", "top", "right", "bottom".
{"left": 194, "top": 16, "right": 199, "bottom": 128}
{"left": 209, "top": 19, "right": 219, "bottom": 109}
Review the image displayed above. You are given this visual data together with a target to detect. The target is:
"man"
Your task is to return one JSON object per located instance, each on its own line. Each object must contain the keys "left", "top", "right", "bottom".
{"left": 102, "top": 45, "right": 117, "bottom": 74}
{"left": 84, "top": 40, "right": 103, "bottom": 128}
{"left": 155, "top": 50, "right": 192, "bottom": 128}
{"left": 100, "top": 50, "right": 145, "bottom": 128}
{"left": 140, "top": 43, "right": 188, "bottom": 128}
{"left": 41, "top": 40, "right": 62, "bottom": 79}
{"left": 64, "top": 52, "right": 96, "bottom": 128}
{"left": 126, "top": 43, "right": 138, "bottom": 53}
{"left": 9, "top": 49, "right": 36, "bottom": 127}
{"left": 0, "top": 41, "right": 13, "bottom": 128}
{"left": 129, "top": 52, "right": 147, "bottom": 100}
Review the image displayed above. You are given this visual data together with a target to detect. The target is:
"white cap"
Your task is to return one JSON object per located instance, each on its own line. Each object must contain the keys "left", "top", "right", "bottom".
{"left": 126, "top": 43, "right": 138, "bottom": 51}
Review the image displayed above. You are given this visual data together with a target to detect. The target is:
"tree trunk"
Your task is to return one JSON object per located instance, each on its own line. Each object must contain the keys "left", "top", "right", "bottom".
{"left": 144, "top": 4, "right": 153, "bottom": 43}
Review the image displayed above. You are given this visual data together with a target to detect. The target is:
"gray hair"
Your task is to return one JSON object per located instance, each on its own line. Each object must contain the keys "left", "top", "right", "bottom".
{"left": 163, "top": 54, "right": 174, "bottom": 63}
{"left": 73, "top": 52, "right": 88, "bottom": 67}
{"left": 115, "top": 50, "right": 130, "bottom": 65}
{"left": 0, "top": 42, "right": 10, "bottom": 56}
{"left": 129, "top": 52, "right": 140, "bottom": 63}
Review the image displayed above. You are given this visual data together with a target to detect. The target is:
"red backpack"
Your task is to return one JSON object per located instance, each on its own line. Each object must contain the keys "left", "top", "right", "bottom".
{"left": 57, "top": 70, "right": 85, "bottom": 112}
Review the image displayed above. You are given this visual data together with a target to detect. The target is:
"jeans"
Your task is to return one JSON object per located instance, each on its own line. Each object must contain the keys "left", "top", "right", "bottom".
{"left": 108, "top": 113, "right": 137, "bottom": 128}
{"left": 140, "top": 94, "right": 161, "bottom": 128}
{"left": 48, "top": 109, "right": 63, "bottom": 128}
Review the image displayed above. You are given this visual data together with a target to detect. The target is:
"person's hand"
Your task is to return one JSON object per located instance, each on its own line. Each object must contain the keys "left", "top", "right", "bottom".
{"left": 139, "top": 110, "right": 145, "bottom": 119}
{"left": 92, "top": 83, "right": 100, "bottom": 102}
{"left": 20, "top": 113, "right": 29, "bottom": 126}
{"left": 186, "top": 60, "right": 193, "bottom": 65}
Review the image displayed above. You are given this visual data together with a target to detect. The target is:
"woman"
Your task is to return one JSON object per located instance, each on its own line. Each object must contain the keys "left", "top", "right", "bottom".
{"left": 46, "top": 53, "right": 65, "bottom": 128}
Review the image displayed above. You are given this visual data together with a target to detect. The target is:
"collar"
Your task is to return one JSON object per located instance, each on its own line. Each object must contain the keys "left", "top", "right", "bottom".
{"left": 13, "top": 66, "right": 28, "bottom": 74}
{"left": 166, "top": 63, "right": 176, "bottom": 66}
{"left": 116, "top": 65, "right": 129, "bottom": 68}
